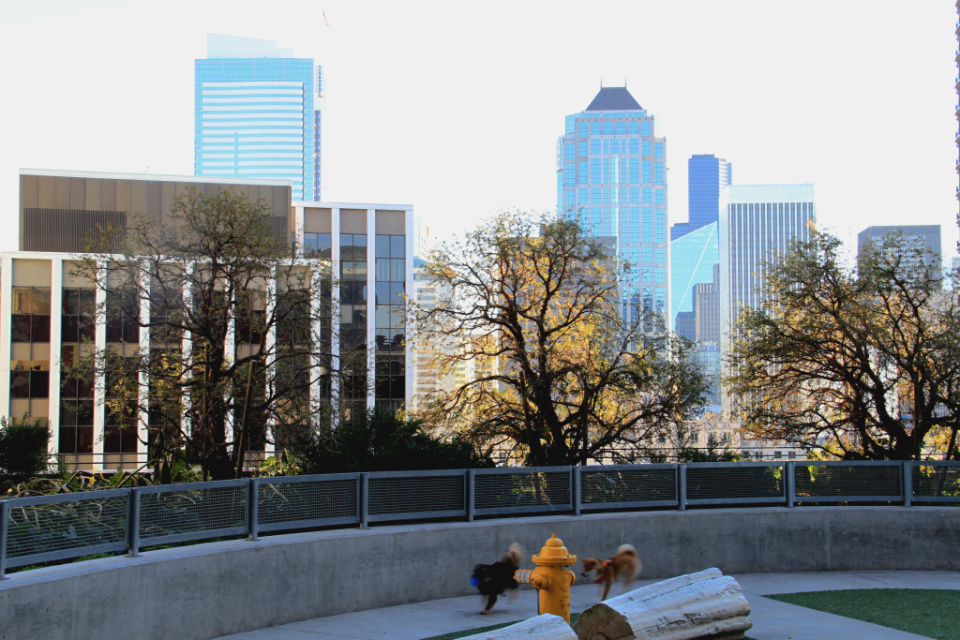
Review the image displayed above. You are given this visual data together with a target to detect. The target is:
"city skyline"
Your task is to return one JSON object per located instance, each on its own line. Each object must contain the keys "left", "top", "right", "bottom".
{"left": 1, "top": 1, "right": 957, "bottom": 260}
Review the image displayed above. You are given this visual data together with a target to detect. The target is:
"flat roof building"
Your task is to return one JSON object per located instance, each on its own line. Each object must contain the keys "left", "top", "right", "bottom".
{"left": 6, "top": 170, "right": 412, "bottom": 472}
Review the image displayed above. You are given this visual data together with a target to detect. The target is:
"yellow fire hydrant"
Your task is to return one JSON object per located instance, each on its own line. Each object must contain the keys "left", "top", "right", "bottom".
{"left": 514, "top": 534, "right": 578, "bottom": 623}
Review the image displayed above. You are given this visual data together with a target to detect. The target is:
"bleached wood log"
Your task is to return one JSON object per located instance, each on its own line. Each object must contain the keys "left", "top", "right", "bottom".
{"left": 573, "top": 568, "right": 753, "bottom": 640}
{"left": 458, "top": 614, "right": 578, "bottom": 640}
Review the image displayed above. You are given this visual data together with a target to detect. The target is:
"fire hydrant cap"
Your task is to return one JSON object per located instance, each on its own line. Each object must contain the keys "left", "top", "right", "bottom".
{"left": 532, "top": 534, "right": 577, "bottom": 566}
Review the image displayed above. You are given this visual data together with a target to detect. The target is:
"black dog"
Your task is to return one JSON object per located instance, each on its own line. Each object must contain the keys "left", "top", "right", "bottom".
{"left": 471, "top": 543, "right": 522, "bottom": 614}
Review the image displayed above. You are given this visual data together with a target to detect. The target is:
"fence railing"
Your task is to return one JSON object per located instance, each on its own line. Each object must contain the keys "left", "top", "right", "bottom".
{"left": 2, "top": 460, "right": 958, "bottom": 579}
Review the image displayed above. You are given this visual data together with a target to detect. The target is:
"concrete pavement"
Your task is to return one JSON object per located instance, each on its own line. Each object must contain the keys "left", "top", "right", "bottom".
{"left": 213, "top": 571, "right": 960, "bottom": 640}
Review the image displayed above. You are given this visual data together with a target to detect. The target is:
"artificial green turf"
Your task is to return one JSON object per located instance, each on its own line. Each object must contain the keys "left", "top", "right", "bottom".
{"left": 768, "top": 589, "right": 960, "bottom": 640}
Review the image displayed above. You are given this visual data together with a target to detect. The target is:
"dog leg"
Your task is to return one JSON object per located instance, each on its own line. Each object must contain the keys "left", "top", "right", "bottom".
{"left": 481, "top": 593, "right": 498, "bottom": 615}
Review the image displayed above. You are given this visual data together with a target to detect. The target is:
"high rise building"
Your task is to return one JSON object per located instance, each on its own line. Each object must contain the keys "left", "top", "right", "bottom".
{"left": 195, "top": 34, "right": 322, "bottom": 201}
{"left": 670, "top": 221, "right": 718, "bottom": 336}
{"left": 670, "top": 154, "right": 730, "bottom": 337}
{"left": 671, "top": 154, "right": 732, "bottom": 241}
{"left": 719, "top": 184, "right": 815, "bottom": 420}
{"left": 720, "top": 184, "right": 816, "bottom": 339}
{"left": 6, "top": 170, "right": 413, "bottom": 472}
{"left": 857, "top": 225, "right": 942, "bottom": 273}
{"left": 557, "top": 85, "right": 669, "bottom": 325}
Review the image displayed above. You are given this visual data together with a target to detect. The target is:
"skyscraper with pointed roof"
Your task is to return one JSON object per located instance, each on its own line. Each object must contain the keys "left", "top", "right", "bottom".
{"left": 556, "top": 85, "right": 669, "bottom": 325}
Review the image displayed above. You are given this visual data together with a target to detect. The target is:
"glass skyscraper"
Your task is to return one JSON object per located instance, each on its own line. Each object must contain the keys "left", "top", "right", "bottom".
{"left": 557, "top": 86, "right": 668, "bottom": 325}
{"left": 195, "top": 34, "right": 322, "bottom": 201}
{"left": 671, "top": 154, "right": 731, "bottom": 241}
{"left": 670, "top": 221, "right": 719, "bottom": 335}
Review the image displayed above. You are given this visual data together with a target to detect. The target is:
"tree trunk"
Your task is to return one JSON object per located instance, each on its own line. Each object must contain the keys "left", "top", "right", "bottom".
{"left": 573, "top": 568, "right": 752, "bottom": 640}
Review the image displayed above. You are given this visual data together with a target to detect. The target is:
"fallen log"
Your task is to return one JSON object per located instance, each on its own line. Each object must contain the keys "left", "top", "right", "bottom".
{"left": 458, "top": 614, "right": 577, "bottom": 640}
{"left": 573, "top": 568, "right": 752, "bottom": 640}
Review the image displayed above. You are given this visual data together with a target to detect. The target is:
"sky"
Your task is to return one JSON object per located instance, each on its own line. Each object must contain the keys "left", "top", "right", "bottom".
{"left": 1, "top": 0, "right": 958, "bottom": 261}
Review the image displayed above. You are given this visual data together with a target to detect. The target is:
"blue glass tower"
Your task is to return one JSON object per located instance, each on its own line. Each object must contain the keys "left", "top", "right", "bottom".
{"left": 670, "top": 221, "right": 719, "bottom": 333}
{"left": 671, "top": 154, "right": 731, "bottom": 241}
{"left": 557, "top": 86, "right": 668, "bottom": 325}
{"left": 195, "top": 34, "right": 322, "bottom": 201}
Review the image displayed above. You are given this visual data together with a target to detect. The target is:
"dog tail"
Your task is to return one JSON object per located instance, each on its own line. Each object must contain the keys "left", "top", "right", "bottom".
{"left": 618, "top": 544, "right": 640, "bottom": 580}
{"left": 503, "top": 542, "right": 523, "bottom": 566}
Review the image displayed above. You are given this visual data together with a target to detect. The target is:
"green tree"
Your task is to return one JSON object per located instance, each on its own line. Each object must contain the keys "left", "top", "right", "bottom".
{"left": 412, "top": 211, "right": 708, "bottom": 466}
{"left": 72, "top": 188, "right": 340, "bottom": 481}
{"left": 727, "top": 231, "right": 960, "bottom": 460}
{"left": 292, "top": 410, "right": 493, "bottom": 473}
{"left": 0, "top": 415, "right": 50, "bottom": 486}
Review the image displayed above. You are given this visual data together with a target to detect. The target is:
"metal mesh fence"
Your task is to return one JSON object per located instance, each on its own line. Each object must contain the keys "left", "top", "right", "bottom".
{"left": 912, "top": 463, "right": 960, "bottom": 501}
{"left": 581, "top": 465, "right": 677, "bottom": 507}
{"left": 474, "top": 469, "right": 571, "bottom": 513}
{"left": 258, "top": 476, "right": 358, "bottom": 526}
{"left": 139, "top": 483, "right": 247, "bottom": 542}
{"left": 3, "top": 492, "right": 128, "bottom": 563}
{"left": 794, "top": 462, "right": 901, "bottom": 501}
{"left": 367, "top": 473, "right": 465, "bottom": 517}
{"left": 686, "top": 464, "right": 784, "bottom": 503}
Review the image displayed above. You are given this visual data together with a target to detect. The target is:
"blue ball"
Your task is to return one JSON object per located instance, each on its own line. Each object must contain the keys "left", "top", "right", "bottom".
{"left": 470, "top": 577, "right": 480, "bottom": 589}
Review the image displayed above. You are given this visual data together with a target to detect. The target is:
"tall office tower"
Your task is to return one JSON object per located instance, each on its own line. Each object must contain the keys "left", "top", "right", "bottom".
{"left": 195, "top": 34, "right": 322, "bottom": 202}
{"left": 719, "top": 184, "right": 815, "bottom": 415}
{"left": 720, "top": 184, "right": 815, "bottom": 337}
{"left": 857, "top": 225, "right": 942, "bottom": 273}
{"left": 671, "top": 154, "right": 732, "bottom": 241}
{"left": 557, "top": 85, "right": 669, "bottom": 326}
{"left": 670, "top": 221, "right": 718, "bottom": 335}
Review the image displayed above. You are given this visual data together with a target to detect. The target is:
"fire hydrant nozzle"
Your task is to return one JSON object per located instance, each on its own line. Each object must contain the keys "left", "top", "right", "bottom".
{"left": 514, "top": 535, "right": 578, "bottom": 623}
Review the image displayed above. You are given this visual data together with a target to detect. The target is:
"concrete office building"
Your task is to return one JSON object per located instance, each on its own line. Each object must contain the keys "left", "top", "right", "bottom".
{"left": 857, "top": 224, "right": 942, "bottom": 273}
{"left": 718, "top": 183, "right": 814, "bottom": 459}
{"left": 6, "top": 170, "right": 412, "bottom": 472}
{"left": 195, "top": 34, "right": 323, "bottom": 201}
{"left": 556, "top": 85, "right": 669, "bottom": 326}
{"left": 719, "top": 184, "right": 816, "bottom": 343}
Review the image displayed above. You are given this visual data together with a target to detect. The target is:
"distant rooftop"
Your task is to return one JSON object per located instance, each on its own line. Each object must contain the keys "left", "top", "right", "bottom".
{"left": 206, "top": 33, "right": 295, "bottom": 59}
{"left": 586, "top": 86, "right": 643, "bottom": 111}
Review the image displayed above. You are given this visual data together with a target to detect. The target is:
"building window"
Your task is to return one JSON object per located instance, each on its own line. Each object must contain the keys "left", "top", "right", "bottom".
{"left": 104, "top": 359, "right": 138, "bottom": 454}
{"left": 61, "top": 288, "right": 96, "bottom": 343}
{"left": 375, "top": 234, "right": 405, "bottom": 408}
{"left": 106, "top": 289, "right": 140, "bottom": 344}
{"left": 59, "top": 345, "right": 94, "bottom": 454}
{"left": 303, "top": 232, "right": 331, "bottom": 259}
{"left": 12, "top": 287, "right": 51, "bottom": 343}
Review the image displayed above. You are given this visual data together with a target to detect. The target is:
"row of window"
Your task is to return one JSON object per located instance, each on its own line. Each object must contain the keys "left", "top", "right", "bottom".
{"left": 574, "top": 119, "right": 653, "bottom": 137}
{"left": 565, "top": 138, "right": 665, "bottom": 159}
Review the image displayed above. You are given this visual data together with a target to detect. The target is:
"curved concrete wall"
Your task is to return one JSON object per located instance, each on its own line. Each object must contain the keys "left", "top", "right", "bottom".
{"left": 1, "top": 506, "right": 958, "bottom": 640}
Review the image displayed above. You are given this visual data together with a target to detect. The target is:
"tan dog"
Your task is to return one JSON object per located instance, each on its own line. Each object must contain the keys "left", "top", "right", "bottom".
{"left": 580, "top": 543, "right": 640, "bottom": 601}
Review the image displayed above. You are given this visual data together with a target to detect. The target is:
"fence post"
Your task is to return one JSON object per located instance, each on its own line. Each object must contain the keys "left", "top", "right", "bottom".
{"left": 678, "top": 464, "right": 687, "bottom": 511}
{"left": 360, "top": 473, "right": 369, "bottom": 528}
{"left": 902, "top": 461, "right": 913, "bottom": 507}
{"left": 0, "top": 499, "right": 9, "bottom": 580}
{"left": 572, "top": 466, "right": 581, "bottom": 517}
{"left": 466, "top": 469, "right": 475, "bottom": 522}
{"left": 248, "top": 478, "right": 260, "bottom": 541}
{"left": 127, "top": 487, "right": 141, "bottom": 558}
{"left": 785, "top": 461, "right": 796, "bottom": 508}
